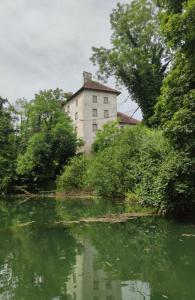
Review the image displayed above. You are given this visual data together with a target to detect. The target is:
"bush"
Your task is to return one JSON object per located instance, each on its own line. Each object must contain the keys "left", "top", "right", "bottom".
{"left": 56, "top": 155, "right": 89, "bottom": 192}
{"left": 137, "top": 150, "right": 195, "bottom": 215}
{"left": 92, "top": 121, "right": 120, "bottom": 153}
{"left": 88, "top": 124, "right": 195, "bottom": 215}
{"left": 88, "top": 125, "right": 148, "bottom": 197}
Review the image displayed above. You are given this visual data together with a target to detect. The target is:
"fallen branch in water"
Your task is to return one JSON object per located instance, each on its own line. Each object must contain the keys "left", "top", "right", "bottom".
{"left": 55, "top": 212, "right": 154, "bottom": 225}
{"left": 15, "top": 221, "right": 35, "bottom": 227}
{"left": 15, "top": 186, "right": 34, "bottom": 196}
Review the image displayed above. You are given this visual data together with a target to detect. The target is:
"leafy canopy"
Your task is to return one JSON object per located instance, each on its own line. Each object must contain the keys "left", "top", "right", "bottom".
{"left": 91, "top": 0, "right": 169, "bottom": 124}
{"left": 16, "top": 89, "right": 79, "bottom": 189}
{"left": 0, "top": 97, "right": 16, "bottom": 192}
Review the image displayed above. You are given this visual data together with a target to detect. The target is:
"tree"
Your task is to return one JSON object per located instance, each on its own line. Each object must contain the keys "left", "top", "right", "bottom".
{"left": 151, "top": 0, "right": 195, "bottom": 209}
{"left": 91, "top": 0, "right": 169, "bottom": 124}
{"left": 0, "top": 97, "right": 16, "bottom": 193}
{"left": 56, "top": 155, "right": 89, "bottom": 192}
{"left": 152, "top": 0, "right": 195, "bottom": 151}
{"left": 16, "top": 89, "right": 80, "bottom": 190}
{"left": 92, "top": 121, "right": 120, "bottom": 153}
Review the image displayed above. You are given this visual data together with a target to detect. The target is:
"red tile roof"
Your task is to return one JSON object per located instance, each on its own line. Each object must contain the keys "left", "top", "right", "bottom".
{"left": 68, "top": 80, "right": 120, "bottom": 101}
{"left": 117, "top": 112, "right": 140, "bottom": 125}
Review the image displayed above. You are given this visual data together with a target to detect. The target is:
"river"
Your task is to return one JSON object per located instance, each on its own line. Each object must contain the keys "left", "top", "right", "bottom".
{"left": 0, "top": 197, "right": 194, "bottom": 299}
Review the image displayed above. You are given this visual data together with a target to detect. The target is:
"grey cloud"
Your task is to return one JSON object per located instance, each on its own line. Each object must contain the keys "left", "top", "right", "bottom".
{"left": 0, "top": 0, "right": 141, "bottom": 119}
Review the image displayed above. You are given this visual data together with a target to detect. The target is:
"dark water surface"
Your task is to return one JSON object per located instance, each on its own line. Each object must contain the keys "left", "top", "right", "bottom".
{"left": 0, "top": 197, "right": 195, "bottom": 300}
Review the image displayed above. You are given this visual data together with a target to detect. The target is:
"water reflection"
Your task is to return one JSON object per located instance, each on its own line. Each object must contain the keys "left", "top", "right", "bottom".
{"left": 67, "top": 238, "right": 151, "bottom": 300}
{"left": 0, "top": 198, "right": 195, "bottom": 299}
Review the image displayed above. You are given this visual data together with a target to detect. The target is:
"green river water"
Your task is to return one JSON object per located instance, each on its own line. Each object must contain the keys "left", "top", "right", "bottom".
{"left": 0, "top": 197, "right": 195, "bottom": 300}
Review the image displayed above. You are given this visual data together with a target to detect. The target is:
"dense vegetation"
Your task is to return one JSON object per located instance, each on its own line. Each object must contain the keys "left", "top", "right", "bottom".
{"left": 58, "top": 0, "right": 195, "bottom": 215}
{"left": 0, "top": 97, "right": 16, "bottom": 193}
{"left": 1, "top": 0, "right": 195, "bottom": 216}
{"left": 91, "top": 0, "right": 170, "bottom": 124}
{"left": 58, "top": 124, "right": 194, "bottom": 215}
{"left": 0, "top": 89, "right": 79, "bottom": 192}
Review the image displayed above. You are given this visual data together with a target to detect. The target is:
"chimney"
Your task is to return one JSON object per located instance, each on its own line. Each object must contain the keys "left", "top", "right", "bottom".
{"left": 83, "top": 71, "right": 92, "bottom": 84}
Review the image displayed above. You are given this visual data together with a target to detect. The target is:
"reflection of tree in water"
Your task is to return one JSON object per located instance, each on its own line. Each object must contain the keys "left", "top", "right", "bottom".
{"left": 0, "top": 226, "right": 80, "bottom": 299}
{"left": 0, "top": 200, "right": 195, "bottom": 300}
{"left": 55, "top": 197, "right": 125, "bottom": 221}
{"left": 0, "top": 199, "right": 80, "bottom": 300}
{"left": 77, "top": 217, "right": 195, "bottom": 300}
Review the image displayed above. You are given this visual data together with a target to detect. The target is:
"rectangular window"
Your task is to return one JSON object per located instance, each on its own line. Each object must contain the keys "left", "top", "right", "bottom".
{"left": 104, "top": 97, "right": 108, "bottom": 104}
{"left": 75, "top": 112, "right": 78, "bottom": 120}
{"left": 76, "top": 99, "right": 78, "bottom": 106}
{"left": 92, "top": 109, "right": 98, "bottom": 117}
{"left": 92, "top": 123, "right": 98, "bottom": 132}
{"left": 106, "top": 281, "right": 112, "bottom": 289}
{"left": 93, "top": 95, "right": 97, "bottom": 103}
{"left": 104, "top": 110, "right": 109, "bottom": 118}
{"left": 93, "top": 280, "right": 99, "bottom": 290}
{"left": 67, "top": 105, "right": 70, "bottom": 113}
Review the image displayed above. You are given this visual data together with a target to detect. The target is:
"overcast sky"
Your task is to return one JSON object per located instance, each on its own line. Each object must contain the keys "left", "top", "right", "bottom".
{"left": 0, "top": 0, "right": 141, "bottom": 119}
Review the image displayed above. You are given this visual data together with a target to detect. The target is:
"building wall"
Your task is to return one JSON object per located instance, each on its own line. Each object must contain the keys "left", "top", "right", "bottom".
{"left": 64, "top": 91, "right": 85, "bottom": 141}
{"left": 64, "top": 90, "right": 117, "bottom": 153}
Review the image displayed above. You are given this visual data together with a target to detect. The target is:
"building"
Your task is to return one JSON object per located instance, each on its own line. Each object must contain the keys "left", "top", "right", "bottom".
{"left": 64, "top": 72, "right": 140, "bottom": 153}
{"left": 117, "top": 112, "right": 140, "bottom": 127}
{"left": 66, "top": 237, "right": 151, "bottom": 300}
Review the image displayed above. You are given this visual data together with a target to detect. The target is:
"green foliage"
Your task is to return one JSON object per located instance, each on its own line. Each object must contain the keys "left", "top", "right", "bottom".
{"left": 152, "top": 54, "right": 195, "bottom": 153}
{"left": 88, "top": 125, "right": 149, "bottom": 197}
{"left": 56, "top": 155, "right": 89, "bottom": 192}
{"left": 0, "top": 97, "right": 16, "bottom": 192}
{"left": 16, "top": 89, "right": 79, "bottom": 189}
{"left": 88, "top": 124, "right": 195, "bottom": 215}
{"left": 135, "top": 135, "right": 195, "bottom": 215}
{"left": 151, "top": 0, "right": 195, "bottom": 213}
{"left": 92, "top": 121, "right": 120, "bottom": 153}
{"left": 91, "top": 0, "right": 169, "bottom": 124}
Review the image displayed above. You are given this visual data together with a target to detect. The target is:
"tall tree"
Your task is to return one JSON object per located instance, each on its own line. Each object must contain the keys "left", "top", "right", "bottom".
{"left": 152, "top": 0, "right": 195, "bottom": 209}
{"left": 91, "top": 0, "right": 169, "bottom": 124}
{"left": 16, "top": 89, "right": 79, "bottom": 190}
{"left": 0, "top": 97, "right": 16, "bottom": 192}
{"left": 153, "top": 0, "right": 195, "bottom": 154}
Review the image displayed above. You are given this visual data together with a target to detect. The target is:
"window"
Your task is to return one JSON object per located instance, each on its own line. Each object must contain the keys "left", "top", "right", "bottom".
{"left": 67, "top": 105, "right": 70, "bottom": 113}
{"left": 104, "top": 110, "right": 109, "bottom": 118}
{"left": 93, "top": 280, "right": 99, "bottom": 290}
{"left": 75, "top": 112, "right": 78, "bottom": 120}
{"left": 76, "top": 99, "right": 78, "bottom": 106}
{"left": 92, "top": 109, "right": 98, "bottom": 117}
{"left": 92, "top": 123, "right": 98, "bottom": 132}
{"left": 104, "top": 97, "right": 108, "bottom": 104}
{"left": 106, "top": 281, "right": 112, "bottom": 289}
{"left": 93, "top": 95, "right": 97, "bottom": 103}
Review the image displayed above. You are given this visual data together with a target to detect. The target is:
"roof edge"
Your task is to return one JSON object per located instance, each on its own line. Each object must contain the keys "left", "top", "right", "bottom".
{"left": 66, "top": 84, "right": 120, "bottom": 102}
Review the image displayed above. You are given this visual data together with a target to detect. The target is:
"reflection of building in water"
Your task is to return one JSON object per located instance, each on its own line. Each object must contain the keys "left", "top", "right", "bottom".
{"left": 66, "top": 239, "right": 150, "bottom": 300}
{"left": 121, "top": 281, "right": 150, "bottom": 300}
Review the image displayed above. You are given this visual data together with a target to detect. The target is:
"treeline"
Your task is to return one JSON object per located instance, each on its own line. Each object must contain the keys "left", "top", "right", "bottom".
{"left": 1, "top": 0, "right": 195, "bottom": 215}
{"left": 0, "top": 89, "right": 81, "bottom": 193}
{"left": 57, "top": 0, "right": 195, "bottom": 215}
{"left": 57, "top": 123, "right": 194, "bottom": 215}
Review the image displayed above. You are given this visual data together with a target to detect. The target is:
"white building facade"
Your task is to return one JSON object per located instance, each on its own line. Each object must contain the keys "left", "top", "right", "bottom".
{"left": 64, "top": 72, "right": 120, "bottom": 153}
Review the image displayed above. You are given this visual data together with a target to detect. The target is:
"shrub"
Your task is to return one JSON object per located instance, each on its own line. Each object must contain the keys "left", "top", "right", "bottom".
{"left": 137, "top": 150, "right": 195, "bottom": 215}
{"left": 88, "top": 125, "right": 148, "bottom": 197}
{"left": 88, "top": 124, "right": 195, "bottom": 215}
{"left": 92, "top": 121, "right": 120, "bottom": 153}
{"left": 56, "top": 155, "right": 89, "bottom": 192}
